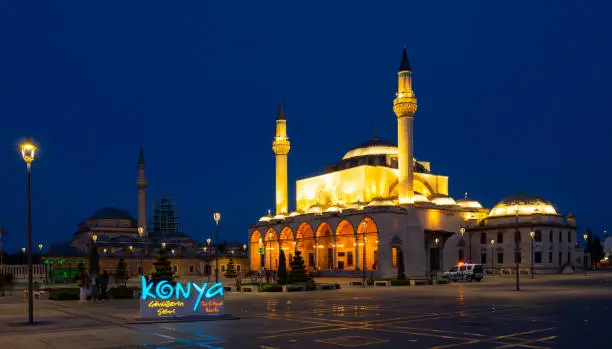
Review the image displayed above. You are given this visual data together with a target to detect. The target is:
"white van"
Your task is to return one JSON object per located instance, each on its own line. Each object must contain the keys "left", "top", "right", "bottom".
{"left": 443, "top": 263, "right": 484, "bottom": 282}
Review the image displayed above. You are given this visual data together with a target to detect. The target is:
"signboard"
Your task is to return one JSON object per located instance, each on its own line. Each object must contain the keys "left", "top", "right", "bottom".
{"left": 139, "top": 276, "right": 224, "bottom": 319}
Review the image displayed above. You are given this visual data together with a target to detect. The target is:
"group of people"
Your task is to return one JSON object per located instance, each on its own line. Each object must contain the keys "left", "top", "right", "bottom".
{"left": 76, "top": 269, "right": 110, "bottom": 303}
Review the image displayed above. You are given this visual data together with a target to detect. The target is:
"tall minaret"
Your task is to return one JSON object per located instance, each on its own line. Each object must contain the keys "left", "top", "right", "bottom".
{"left": 272, "top": 104, "right": 290, "bottom": 215}
{"left": 136, "top": 147, "right": 148, "bottom": 237}
{"left": 393, "top": 46, "right": 418, "bottom": 205}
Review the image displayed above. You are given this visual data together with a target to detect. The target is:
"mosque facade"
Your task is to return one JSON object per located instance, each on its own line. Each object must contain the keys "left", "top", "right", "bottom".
{"left": 248, "top": 48, "right": 585, "bottom": 278}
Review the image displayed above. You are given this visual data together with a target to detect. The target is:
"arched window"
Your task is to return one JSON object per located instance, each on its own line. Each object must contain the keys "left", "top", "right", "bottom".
{"left": 497, "top": 232, "right": 504, "bottom": 243}
{"left": 514, "top": 230, "right": 521, "bottom": 243}
{"left": 480, "top": 233, "right": 487, "bottom": 245}
{"left": 236, "top": 265, "right": 241, "bottom": 272}
{"left": 549, "top": 230, "right": 553, "bottom": 242}
{"left": 189, "top": 265, "right": 194, "bottom": 273}
{"left": 535, "top": 230, "right": 542, "bottom": 242}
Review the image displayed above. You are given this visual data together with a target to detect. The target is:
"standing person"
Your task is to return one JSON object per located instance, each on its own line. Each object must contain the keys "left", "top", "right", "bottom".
{"left": 100, "top": 271, "right": 109, "bottom": 300}
{"left": 76, "top": 268, "right": 88, "bottom": 303}
{"left": 89, "top": 273, "right": 99, "bottom": 302}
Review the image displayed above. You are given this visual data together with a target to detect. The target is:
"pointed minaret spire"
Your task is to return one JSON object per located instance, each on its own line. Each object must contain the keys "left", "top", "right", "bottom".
{"left": 276, "top": 103, "right": 286, "bottom": 120}
{"left": 138, "top": 146, "right": 145, "bottom": 167}
{"left": 399, "top": 44, "right": 411, "bottom": 72}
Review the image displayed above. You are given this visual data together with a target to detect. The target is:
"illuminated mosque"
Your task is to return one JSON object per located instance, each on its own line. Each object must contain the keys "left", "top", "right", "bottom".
{"left": 248, "top": 48, "right": 585, "bottom": 278}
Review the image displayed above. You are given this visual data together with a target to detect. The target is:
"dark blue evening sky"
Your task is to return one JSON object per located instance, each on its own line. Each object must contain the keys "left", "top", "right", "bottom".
{"left": 1, "top": 1, "right": 611, "bottom": 252}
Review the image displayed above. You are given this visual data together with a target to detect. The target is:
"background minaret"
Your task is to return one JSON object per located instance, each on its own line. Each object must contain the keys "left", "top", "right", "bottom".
{"left": 137, "top": 147, "right": 148, "bottom": 237}
{"left": 272, "top": 104, "right": 291, "bottom": 215}
{"left": 393, "top": 45, "right": 418, "bottom": 204}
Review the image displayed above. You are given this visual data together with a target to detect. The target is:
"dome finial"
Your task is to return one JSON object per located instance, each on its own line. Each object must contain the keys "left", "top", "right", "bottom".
{"left": 373, "top": 125, "right": 379, "bottom": 140}
{"left": 465, "top": 191, "right": 468, "bottom": 199}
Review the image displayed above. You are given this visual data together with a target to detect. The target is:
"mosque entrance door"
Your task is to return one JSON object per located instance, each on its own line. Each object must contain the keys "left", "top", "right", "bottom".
{"left": 430, "top": 247, "right": 441, "bottom": 272}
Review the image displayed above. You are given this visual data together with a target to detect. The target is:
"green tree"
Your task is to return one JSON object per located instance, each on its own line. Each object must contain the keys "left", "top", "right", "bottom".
{"left": 151, "top": 248, "right": 174, "bottom": 284}
{"left": 89, "top": 245, "right": 100, "bottom": 276}
{"left": 289, "top": 250, "right": 307, "bottom": 282}
{"left": 225, "top": 257, "right": 237, "bottom": 278}
{"left": 397, "top": 250, "right": 406, "bottom": 280}
{"left": 115, "top": 259, "right": 129, "bottom": 287}
{"left": 278, "top": 250, "right": 288, "bottom": 285}
{"left": 592, "top": 236, "right": 604, "bottom": 265}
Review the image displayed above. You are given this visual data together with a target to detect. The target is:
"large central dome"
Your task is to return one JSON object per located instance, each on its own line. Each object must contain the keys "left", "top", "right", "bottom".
{"left": 342, "top": 137, "right": 397, "bottom": 160}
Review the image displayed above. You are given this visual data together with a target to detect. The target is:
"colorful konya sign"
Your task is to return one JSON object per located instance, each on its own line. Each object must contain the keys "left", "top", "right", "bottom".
{"left": 140, "top": 276, "right": 224, "bottom": 318}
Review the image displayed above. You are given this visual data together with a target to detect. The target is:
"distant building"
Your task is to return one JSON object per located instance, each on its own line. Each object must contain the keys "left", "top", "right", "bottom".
{"left": 48, "top": 149, "right": 247, "bottom": 280}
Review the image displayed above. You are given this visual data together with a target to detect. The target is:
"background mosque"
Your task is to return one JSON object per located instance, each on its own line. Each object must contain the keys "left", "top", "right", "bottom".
{"left": 248, "top": 47, "right": 587, "bottom": 278}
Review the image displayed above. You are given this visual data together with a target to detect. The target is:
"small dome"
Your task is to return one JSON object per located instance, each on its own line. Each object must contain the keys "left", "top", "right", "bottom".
{"left": 429, "top": 194, "right": 456, "bottom": 206}
{"left": 307, "top": 205, "right": 323, "bottom": 214}
{"left": 489, "top": 194, "right": 557, "bottom": 217}
{"left": 414, "top": 192, "right": 430, "bottom": 203}
{"left": 289, "top": 211, "right": 301, "bottom": 217}
{"left": 456, "top": 198, "right": 483, "bottom": 209}
{"left": 367, "top": 199, "right": 395, "bottom": 207}
{"left": 325, "top": 206, "right": 341, "bottom": 213}
{"left": 346, "top": 202, "right": 365, "bottom": 210}
{"left": 90, "top": 207, "right": 134, "bottom": 221}
{"left": 272, "top": 214, "right": 285, "bottom": 220}
{"left": 258, "top": 215, "right": 272, "bottom": 222}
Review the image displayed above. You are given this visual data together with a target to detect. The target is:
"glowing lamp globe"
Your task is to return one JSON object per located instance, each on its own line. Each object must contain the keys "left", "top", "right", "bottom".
{"left": 20, "top": 139, "right": 38, "bottom": 164}
{"left": 213, "top": 212, "right": 221, "bottom": 224}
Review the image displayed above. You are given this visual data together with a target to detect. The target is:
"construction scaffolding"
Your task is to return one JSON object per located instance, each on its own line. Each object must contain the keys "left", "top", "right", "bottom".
{"left": 152, "top": 196, "right": 182, "bottom": 235}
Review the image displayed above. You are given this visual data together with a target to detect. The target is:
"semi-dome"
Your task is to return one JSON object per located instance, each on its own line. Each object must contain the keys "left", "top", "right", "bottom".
{"left": 489, "top": 194, "right": 557, "bottom": 217}
{"left": 90, "top": 207, "right": 134, "bottom": 221}
{"left": 342, "top": 137, "right": 398, "bottom": 160}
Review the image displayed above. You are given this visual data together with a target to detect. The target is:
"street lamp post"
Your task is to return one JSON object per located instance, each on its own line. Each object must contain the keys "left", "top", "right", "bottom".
{"left": 490, "top": 239, "right": 495, "bottom": 274}
{"left": 529, "top": 231, "right": 535, "bottom": 279}
{"left": 20, "top": 138, "right": 37, "bottom": 324}
{"left": 138, "top": 226, "right": 144, "bottom": 275}
{"left": 583, "top": 233, "right": 588, "bottom": 275}
{"left": 38, "top": 243, "right": 44, "bottom": 282}
{"left": 361, "top": 221, "right": 367, "bottom": 287}
{"left": 268, "top": 232, "right": 273, "bottom": 284}
{"left": 213, "top": 212, "right": 221, "bottom": 283}
{"left": 514, "top": 206, "right": 520, "bottom": 291}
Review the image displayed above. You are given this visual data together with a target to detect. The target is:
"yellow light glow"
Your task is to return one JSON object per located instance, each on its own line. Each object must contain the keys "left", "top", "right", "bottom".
{"left": 20, "top": 139, "right": 38, "bottom": 164}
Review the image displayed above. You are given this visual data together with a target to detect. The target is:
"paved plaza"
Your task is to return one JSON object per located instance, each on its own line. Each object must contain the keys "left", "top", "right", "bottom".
{"left": 1, "top": 273, "right": 611, "bottom": 348}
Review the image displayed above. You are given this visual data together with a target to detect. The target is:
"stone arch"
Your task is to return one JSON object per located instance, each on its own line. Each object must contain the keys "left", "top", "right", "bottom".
{"left": 250, "top": 230, "right": 264, "bottom": 270}
{"left": 264, "top": 227, "right": 279, "bottom": 270}
{"left": 356, "top": 217, "right": 379, "bottom": 271}
{"left": 296, "top": 222, "right": 315, "bottom": 270}
{"left": 335, "top": 220, "right": 356, "bottom": 270}
{"left": 279, "top": 226, "right": 295, "bottom": 269}
{"left": 315, "top": 222, "right": 333, "bottom": 270}
{"left": 390, "top": 234, "right": 403, "bottom": 274}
